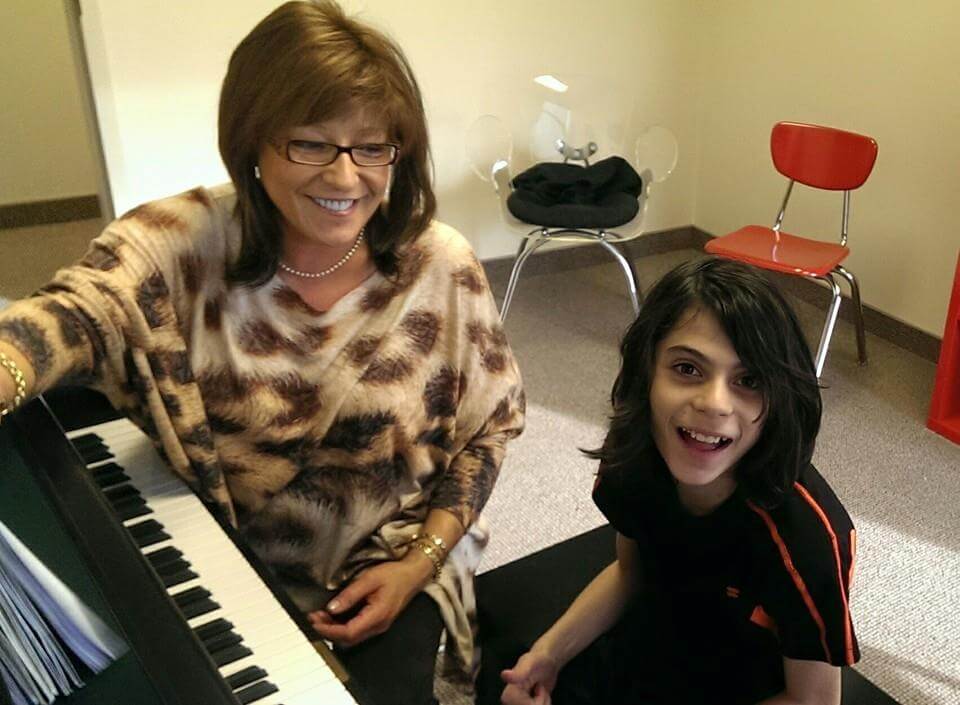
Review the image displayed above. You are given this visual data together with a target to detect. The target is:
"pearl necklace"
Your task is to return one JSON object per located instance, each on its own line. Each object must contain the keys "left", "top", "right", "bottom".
{"left": 278, "top": 228, "right": 365, "bottom": 279}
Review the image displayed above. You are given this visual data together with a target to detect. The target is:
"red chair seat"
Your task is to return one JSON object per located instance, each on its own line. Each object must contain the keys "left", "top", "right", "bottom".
{"left": 705, "top": 225, "right": 849, "bottom": 278}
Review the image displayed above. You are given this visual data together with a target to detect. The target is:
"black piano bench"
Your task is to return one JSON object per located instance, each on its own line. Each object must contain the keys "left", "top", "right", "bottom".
{"left": 475, "top": 524, "right": 901, "bottom": 705}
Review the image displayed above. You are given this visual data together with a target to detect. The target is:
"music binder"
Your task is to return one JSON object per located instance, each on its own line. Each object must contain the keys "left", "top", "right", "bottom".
{"left": 0, "top": 520, "right": 126, "bottom": 705}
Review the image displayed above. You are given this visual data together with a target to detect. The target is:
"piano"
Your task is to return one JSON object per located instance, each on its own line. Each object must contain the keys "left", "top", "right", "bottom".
{"left": 0, "top": 392, "right": 374, "bottom": 705}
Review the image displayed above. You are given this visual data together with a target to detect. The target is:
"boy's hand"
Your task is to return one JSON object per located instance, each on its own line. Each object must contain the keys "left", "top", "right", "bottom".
{"left": 500, "top": 650, "right": 559, "bottom": 705}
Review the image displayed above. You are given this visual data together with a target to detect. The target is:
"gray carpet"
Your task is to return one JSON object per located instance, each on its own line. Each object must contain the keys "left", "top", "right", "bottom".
{"left": 2, "top": 222, "right": 958, "bottom": 704}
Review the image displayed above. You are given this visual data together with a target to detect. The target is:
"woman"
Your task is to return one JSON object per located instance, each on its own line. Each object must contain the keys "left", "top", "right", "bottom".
{"left": 0, "top": 2, "right": 524, "bottom": 703}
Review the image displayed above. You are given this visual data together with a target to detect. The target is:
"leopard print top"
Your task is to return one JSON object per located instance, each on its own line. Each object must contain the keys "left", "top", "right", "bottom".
{"left": 0, "top": 183, "right": 525, "bottom": 674}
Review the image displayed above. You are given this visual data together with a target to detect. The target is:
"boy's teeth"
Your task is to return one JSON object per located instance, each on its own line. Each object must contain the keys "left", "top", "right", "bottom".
{"left": 682, "top": 427, "right": 725, "bottom": 444}
{"left": 313, "top": 198, "right": 353, "bottom": 211}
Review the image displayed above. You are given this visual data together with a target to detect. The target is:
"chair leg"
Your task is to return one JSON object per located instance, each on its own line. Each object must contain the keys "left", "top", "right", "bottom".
{"left": 598, "top": 240, "right": 642, "bottom": 315}
{"left": 834, "top": 264, "right": 867, "bottom": 366}
{"left": 500, "top": 237, "right": 547, "bottom": 322}
{"left": 813, "top": 274, "right": 843, "bottom": 379}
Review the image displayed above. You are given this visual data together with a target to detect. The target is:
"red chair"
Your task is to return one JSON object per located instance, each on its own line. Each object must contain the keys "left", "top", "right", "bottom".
{"left": 705, "top": 122, "right": 878, "bottom": 377}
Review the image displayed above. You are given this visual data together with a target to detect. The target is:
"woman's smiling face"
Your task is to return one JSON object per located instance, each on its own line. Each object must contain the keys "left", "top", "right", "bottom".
{"left": 648, "top": 306, "right": 766, "bottom": 515}
{"left": 258, "top": 107, "right": 392, "bottom": 253}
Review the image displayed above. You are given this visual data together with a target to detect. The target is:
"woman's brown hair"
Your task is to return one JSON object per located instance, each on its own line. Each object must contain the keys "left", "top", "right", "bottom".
{"left": 218, "top": 0, "right": 436, "bottom": 286}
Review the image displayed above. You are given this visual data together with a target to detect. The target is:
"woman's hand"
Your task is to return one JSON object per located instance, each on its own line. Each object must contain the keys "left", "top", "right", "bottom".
{"left": 307, "top": 558, "right": 431, "bottom": 648}
{"left": 499, "top": 650, "right": 560, "bottom": 705}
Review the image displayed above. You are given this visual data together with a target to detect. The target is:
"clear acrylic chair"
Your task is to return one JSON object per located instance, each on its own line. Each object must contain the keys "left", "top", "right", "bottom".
{"left": 466, "top": 78, "right": 677, "bottom": 322}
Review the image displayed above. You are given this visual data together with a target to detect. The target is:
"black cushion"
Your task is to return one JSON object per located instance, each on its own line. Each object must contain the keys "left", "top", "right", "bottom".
{"left": 507, "top": 156, "right": 642, "bottom": 229}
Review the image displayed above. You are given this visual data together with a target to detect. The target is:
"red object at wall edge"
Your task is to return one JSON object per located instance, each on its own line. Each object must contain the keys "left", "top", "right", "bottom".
{"left": 927, "top": 251, "right": 960, "bottom": 444}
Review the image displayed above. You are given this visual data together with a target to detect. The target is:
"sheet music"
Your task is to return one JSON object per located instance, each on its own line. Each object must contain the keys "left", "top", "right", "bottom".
{"left": 0, "top": 520, "right": 126, "bottom": 704}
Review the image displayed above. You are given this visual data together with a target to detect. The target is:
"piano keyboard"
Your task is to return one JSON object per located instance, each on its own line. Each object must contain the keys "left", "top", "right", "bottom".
{"left": 66, "top": 418, "right": 358, "bottom": 705}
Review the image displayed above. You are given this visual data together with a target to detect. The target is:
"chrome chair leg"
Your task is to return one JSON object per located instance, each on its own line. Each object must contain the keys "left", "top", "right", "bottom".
{"left": 834, "top": 264, "right": 867, "bottom": 365}
{"left": 598, "top": 240, "right": 642, "bottom": 314}
{"left": 813, "top": 273, "right": 843, "bottom": 378}
{"left": 500, "top": 237, "right": 548, "bottom": 322}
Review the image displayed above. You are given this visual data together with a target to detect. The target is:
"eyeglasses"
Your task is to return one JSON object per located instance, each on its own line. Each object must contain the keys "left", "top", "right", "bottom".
{"left": 277, "top": 140, "right": 400, "bottom": 167}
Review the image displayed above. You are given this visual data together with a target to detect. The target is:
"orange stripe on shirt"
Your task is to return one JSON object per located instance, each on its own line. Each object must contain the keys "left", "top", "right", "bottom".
{"left": 747, "top": 500, "right": 831, "bottom": 662}
{"left": 750, "top": 604, "right": 779, "bottom": 636}
{"left": 848, "top": 529, "right": 857, "bottom": 589}
{"left": 793, "top": 482, "right": 857, "bottom": 665}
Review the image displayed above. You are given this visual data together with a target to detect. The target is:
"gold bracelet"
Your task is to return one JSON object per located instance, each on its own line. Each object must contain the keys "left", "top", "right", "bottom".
{"left": 412, "top": 532, "right": 448, "bottom": 556}
{"left": 0, "top": 351, "right": 27, "bottom": 423}
{"left": 410, "top": 535, "right": 446, "bottom": 580}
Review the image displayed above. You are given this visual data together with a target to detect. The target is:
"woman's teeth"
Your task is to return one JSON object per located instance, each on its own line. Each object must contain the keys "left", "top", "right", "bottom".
{"left": 312, "top": 197, "right": 354, "bottom": 212}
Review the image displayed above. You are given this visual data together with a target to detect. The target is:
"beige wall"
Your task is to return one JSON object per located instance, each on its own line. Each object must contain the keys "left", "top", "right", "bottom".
{"left": 42, "top": 0, "right": 960, "bottom": 337}
{"left": 693, "top": 0, "right": 960, "bottom": 337}
{"left": 358, "top": 0, "right": 701, "bottom": 260}
{"left": 0, "top": 0, "right": 99, "bottom": 206}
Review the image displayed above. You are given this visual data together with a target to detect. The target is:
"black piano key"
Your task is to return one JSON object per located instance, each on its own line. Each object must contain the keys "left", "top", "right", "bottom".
{"left": 225, "top": 665, "right": 268, "bottom": 691}
{"left": 103, "top": 484, "right": 142, "bottom": 501}
{"left": 91, "top": 461, "right": 125, "bottom": 477}
{"left": 110, "top": 497, "right": 152, "bottom": 522}
{"left": 108, "top": 492, "right": 147, "bottom": 510}
{"left": 78, "top": 445, "right": 114, "bottom": 464}
{"left": 173, "top": 586, "right": 211, "bottom": 608}
{"left": 115, "top": 503, "right": 153, "bottom": 522}
{"left": 127, "top": 519, "right": 170, "bottom": 548}
{"left": 235, "top": 680, "right": 278, "bottom": 704}
{"left": 109, "top": 492, "right": 148, "bottom": 511}
{"left": 153, "top": 557, "right": 190, "bottom": 577}
{"left": 161, "top": 568, "right": 198, "bottom": 588}
{"left": 69, "top": 433, "right": 103, "bottom": 449}
{"left": 205, "top": 629, "right": 243, "bottom": 656}
{"left": 93, "top": 468, "right": 130, "bottom": 489}
{"left": 194, "top": 618, "right": 234, "bottom": 642}
{"left": 108, "top": 490, "right": 140, "bottom": 504}
{"left": 178, "top": 597, "right": 220, "bottom": 620}
{"left": 145, "top": 546, "right": 183, "bottom": 569}
{"left": 210, "top": 644, "right": 252, "bottom": 668}
{"left": 205, "top": 630, "right": 242, "bottom": 652}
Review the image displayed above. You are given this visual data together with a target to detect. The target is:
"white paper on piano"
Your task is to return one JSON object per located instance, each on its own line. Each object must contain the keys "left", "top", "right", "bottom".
{"left": 0, "top": 520, "right": 127, "bottom": 673}
{"left": 0, "top": 564, "right": 62, "bottom": 704}
{"left": 0, "top": 637, "right": 38, "bottom": 705}
{"left": 0, "top": 569, "right": 64, "bottom": 704}
{"left": 0, "top": 627, "right": 44, "bottom": 705}
{"left": 0, "top": 557, "right": 85, "bottom": 693}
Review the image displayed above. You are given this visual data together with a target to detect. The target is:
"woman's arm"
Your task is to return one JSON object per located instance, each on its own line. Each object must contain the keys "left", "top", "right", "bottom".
{"left": 500, "top": 533, "right": 643, "bottom": 704}
{"left": 757, "top": 658, "right": 841, "bottom": 705}
{"left": 0, "top": 341, "right": 37, "bottom": 421}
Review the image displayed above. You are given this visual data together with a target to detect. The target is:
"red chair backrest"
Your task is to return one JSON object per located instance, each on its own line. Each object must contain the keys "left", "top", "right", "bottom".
{"left": 771, "top": 122, "right": 878, "bottom": 190}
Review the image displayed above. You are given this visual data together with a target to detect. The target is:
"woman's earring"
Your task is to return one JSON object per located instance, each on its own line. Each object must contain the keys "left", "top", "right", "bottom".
{"left": 254, "top": 165, "right": 261, "bottom": 180}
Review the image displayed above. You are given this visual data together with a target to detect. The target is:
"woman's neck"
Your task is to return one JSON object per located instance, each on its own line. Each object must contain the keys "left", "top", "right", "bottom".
{"left": 276, "top": 238, "right": 377, "bottom": 313}
{"left": 280, "top": 229, "right": 371, "bottom": 277}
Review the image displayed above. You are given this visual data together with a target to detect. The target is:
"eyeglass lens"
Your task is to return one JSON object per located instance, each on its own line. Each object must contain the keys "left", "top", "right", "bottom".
{"left": 287, "top": 141, "right": 397, "bottom": 166}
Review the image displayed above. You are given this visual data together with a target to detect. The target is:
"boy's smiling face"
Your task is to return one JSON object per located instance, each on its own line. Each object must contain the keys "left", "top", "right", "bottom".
{"left": 649, "top": 307, "right": 766, "bottom": 515}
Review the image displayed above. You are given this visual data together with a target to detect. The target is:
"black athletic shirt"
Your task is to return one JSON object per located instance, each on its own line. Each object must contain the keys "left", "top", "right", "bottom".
{"left": 592, "top": 453, "right": 859, "bottom": 704}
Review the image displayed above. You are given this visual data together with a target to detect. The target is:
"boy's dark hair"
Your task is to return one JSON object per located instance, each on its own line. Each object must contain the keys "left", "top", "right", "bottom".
{"left": 586, "top": 256, "right": 822, "bottom": 508}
